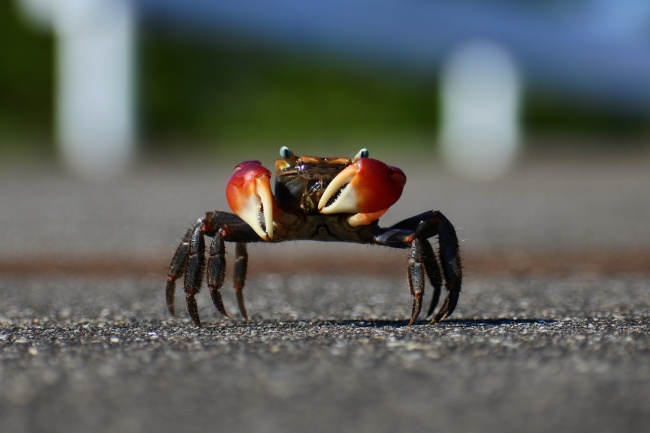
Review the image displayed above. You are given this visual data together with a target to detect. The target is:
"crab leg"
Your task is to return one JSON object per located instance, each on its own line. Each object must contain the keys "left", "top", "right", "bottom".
{"left": 374, "top": 210, "right": 462, "bottom": 323}
{"left": 407, "top": 238, "right": 425, "bottom": 326}
{"left": 166, "top": 211, "right": 263, "bottom": 327}
{"left": 419, "top": 213, "right": 462, "bottom": 323}
{"left": 184, "top": 222, "right": 206, "bottom": 327}
{"left": 406, "top": 237, "right": 445, "bottom": 325}
{"left": 420, "top": 239, "right": 443, "bottom": 319}
{"left": 165, "top": 222, "right": 198, "bottom": 317}
{"left": 207, "top": 229, "right": 230, "bottom": 319}
{"left": 411, "top": 211, "right": 462, "bottom": 323}
{"left": 233, "top": 242, "right": 250, "bottom": 321}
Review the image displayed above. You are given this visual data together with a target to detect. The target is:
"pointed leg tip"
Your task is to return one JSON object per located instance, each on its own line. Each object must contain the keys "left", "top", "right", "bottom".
{"left": 430, "top": 310, "right": 446, "bottom": 324}
{"left": 235, "top": 290, "right": 250, "bottom": 322}
{"left": 214, "top": 302, "right": 232, "bottom": 320}
{"left": 430, "top": 310, "right": 452, "bottom": 324}
{"left": 186, "top": 295, "right": 203, "bottom": 328}
{"left": 166, "top": 280, "right": 178, "bottom": 318}
{"left": 166, "top": 298, "right": 176, "bottom": 317}
{"left": 189, "top": 312, "right": 202, "bottom": 327}
{"left": 189, "top": 307, "right": 203, "bottom": 327}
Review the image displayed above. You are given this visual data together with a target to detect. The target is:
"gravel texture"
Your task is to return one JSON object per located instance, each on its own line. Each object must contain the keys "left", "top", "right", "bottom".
{"left": 1, "top": 274, "right": 649, "bottom": 433}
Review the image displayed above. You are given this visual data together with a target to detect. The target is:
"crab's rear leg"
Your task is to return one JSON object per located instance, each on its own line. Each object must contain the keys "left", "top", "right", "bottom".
{"left": 166, "top": 221, "right": 200, "bottom": 318}
{"left": 167, "top": 216, "right": 216, "bottom": 326}
{"left": 408, "top": 210, "right": 462, "bottom": 323}
{"left": 184, "top": 221, "right": 207, "bottom": 327}
{"left": 407, "top": 238, "right": 425, "bottom": 326}
{"left": 169, "top": 158, "right": 274, "bottom": 326}
{"left": 166, "top": 211, "right": 261, "bottom": 327}
{"left": 206, "top": 231, "right": 252, "bottom": 322}
{"left": 406, "top": 238, "right": 443, "bottom": 326}
{"left": 419, "top": 239, "right": 443, "bottom": 318}
{"left": 233, "top": 242, "right": 250, "bottom": 321}
{"left": 206, "top": 235, "right": 251, "bottom": 321}
{"left": 167, "top": 217, "right": 211, "bottom": 326}
{"left": 206, "top": 229, "right": 230, "bottom": 320}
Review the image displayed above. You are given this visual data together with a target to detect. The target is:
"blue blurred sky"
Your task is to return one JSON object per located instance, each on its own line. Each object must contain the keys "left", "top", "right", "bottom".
{"left": 134, "top": 0, "right": 650, "bottom": 111}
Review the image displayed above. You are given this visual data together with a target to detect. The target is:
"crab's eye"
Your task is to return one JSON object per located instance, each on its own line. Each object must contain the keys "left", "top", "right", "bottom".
{"left": 354, "top": 148, "right": 369, "bottom": 160}
{"left": 279, "top": 146, "right": 293, "bottom": 160}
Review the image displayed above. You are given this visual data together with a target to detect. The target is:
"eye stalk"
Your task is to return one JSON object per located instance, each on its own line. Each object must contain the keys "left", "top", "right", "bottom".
{"left": 317, "top": 157, "right": 406, "bottom": 225}
{"left": 279, "top": 146, "right": 297, "bottom": 166}
{"left": 354, "top": 148, "right": 369, "bottom": 160}
{"left": 226, "top": 160, "right": 275, "bottom": 240}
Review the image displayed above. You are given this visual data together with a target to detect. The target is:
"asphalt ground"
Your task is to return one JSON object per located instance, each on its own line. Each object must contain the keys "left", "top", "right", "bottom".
{"left": 0, "top": 150, "right": 649, "bottom": 433}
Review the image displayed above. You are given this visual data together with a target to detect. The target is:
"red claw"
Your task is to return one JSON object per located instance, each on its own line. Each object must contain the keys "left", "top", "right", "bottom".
{"left": 226, "top": 160, "right": 275, "bottom": 240}
{"left": 318, "top": 158, "right": 406, "bottom": 226}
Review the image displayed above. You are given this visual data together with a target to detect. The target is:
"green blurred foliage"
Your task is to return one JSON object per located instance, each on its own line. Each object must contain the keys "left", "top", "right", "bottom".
{"left": 139, "top": 31, "right": 437, "bottom": 150}
{"left": 0, "top": 1, "right": 646, "bottom": 158}
{"left": 0, "top": 2, "right": 54, "bottom": 154}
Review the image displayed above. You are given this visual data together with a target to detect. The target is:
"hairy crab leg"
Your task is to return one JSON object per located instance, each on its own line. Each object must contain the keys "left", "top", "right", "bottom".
{"left": 407, "top": 238, "right": 425, "bottom": 326}
{"left": 233, "top": 242, "right": 250, "bottom": 321}
{"left": 405, "top": 238, "right": 444, "bottom": 325}
{"left": 184, "top": 222, "right": 206, "bottom": 327}
{"left": 166, "top": 223, "right": 197, "bottom": 317}
{"left": 374, "top": 210, "right": 462, "bottom": 323}
{"left": 207, "top": 229, "right": 230, "bottom": 319}
{"left": 166, "top": 211, "right": 262, "bottom": 327}
{"left": 420, "top": 239, "right": 443, "bottom": 319}
{"left": 413, "top": 212, "right": 463, "bottom": 323}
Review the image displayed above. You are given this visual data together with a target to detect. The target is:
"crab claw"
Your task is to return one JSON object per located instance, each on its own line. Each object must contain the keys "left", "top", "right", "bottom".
{"left": 226, "top": 160, "right": 275, "bottom": 240}
{"left": 318, "top": 157, "right": 406, "bottom": 222}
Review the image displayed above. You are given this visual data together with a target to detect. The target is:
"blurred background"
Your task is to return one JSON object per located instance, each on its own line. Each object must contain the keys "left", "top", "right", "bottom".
{"left": 2, "top": 4, "right": 649, "bottom": 432}
{"left": 0, "top": 0, "right": 649, "bottom": 272}
{"left": 4, "top": 0, "right": 649, "bottom": 167}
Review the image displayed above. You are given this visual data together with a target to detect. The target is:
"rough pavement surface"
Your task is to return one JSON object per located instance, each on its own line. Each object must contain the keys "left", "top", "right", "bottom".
{"left": 1, "top": 274, "right": 649, "bottom": 433}
{"left": 0, "top": 152, "right": 649, "bottom": 433}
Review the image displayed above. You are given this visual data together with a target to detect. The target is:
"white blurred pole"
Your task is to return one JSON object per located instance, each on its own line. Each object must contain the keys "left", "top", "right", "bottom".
{"left": 439, "top": 40, "right": 522, "bottom": 181}
{"left": 19, "top": 0, "right": 136, "bottom": 180}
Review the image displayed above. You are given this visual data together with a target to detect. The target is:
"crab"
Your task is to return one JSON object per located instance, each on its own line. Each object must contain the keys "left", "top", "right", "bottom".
{"left": 166, "top": 147, "right": 462, "bottom": 327}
